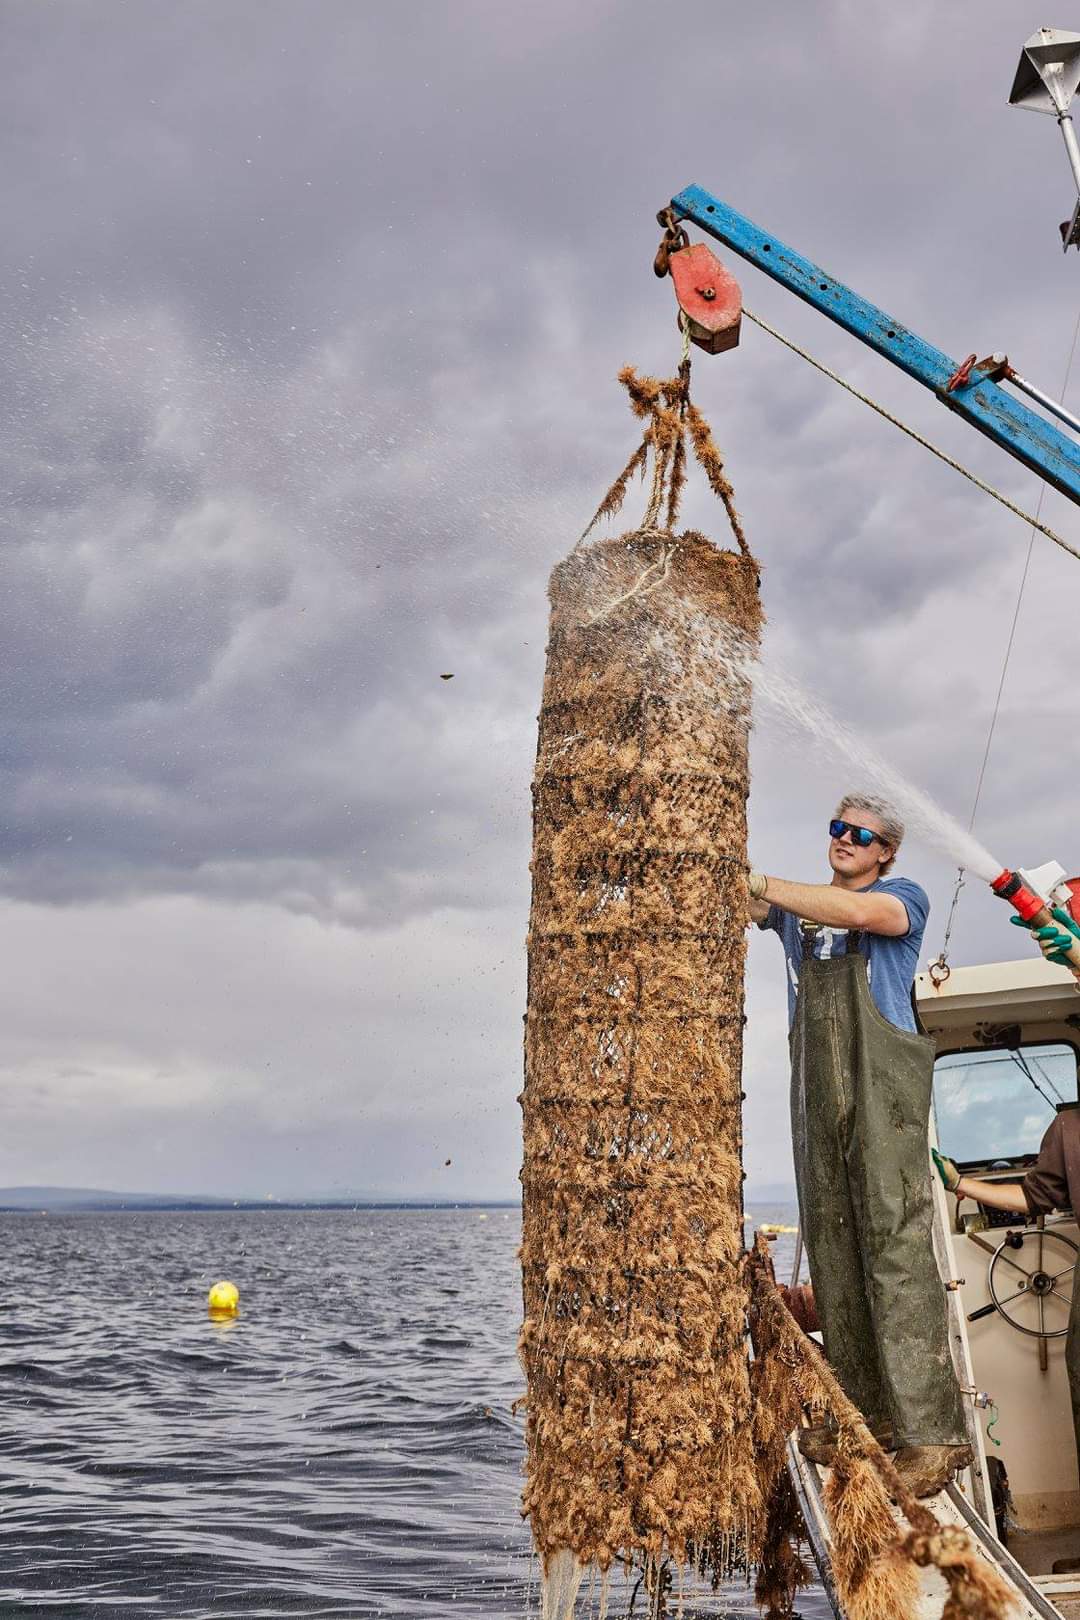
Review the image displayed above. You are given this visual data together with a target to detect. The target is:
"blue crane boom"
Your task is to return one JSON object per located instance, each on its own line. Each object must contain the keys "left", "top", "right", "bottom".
{"left": 668, "top": 183, "right": 1080, "bottom": 509}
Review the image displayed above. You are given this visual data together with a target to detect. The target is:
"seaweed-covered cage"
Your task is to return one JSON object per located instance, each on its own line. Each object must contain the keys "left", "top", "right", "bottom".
{"left": 519, "top": 526, "right": 764, "bottom": 1583}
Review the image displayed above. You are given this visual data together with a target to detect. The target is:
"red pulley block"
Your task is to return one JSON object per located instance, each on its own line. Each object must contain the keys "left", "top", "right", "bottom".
{"left": 669, "top": 242, "right": 742, "bottom": 355}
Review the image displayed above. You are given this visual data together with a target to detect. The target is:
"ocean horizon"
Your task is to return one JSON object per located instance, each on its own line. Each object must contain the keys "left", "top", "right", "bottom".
{"left": 0, "top": 1183, "right": 799, "bottom": 1213}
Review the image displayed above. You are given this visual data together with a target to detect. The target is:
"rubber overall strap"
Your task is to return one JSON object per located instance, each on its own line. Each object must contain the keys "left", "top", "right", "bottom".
{"left": 799, "top": 920, "right": 863, "bottom": 956}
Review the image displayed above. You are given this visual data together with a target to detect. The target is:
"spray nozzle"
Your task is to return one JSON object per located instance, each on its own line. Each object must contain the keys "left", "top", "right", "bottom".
{"left": 990, "top": 869, "right": 1045, "bottom": 922}
{"left": 993, "top": 860, "right": 1078, "bottom": 916}
{"left": 991, "top": 864, "right": 1080, "bottom": 980}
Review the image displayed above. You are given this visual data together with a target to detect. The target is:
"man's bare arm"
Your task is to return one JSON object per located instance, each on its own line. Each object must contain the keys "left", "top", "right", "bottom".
{"left": 935, "top": 1152, "right": 1036, "bottom": 1216}
{"left": 748, "top": 896, "right": 770, "bottom": 924}
{"left": 952, "top": 1174, "right": 1029, "bottom": 1215}
{"left": 756, "top": 875, "right": 909, "bottom": 937}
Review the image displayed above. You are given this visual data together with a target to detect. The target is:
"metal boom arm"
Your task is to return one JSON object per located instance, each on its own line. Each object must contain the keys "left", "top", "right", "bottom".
{"left": 670, "top": 184, "right": 1080, "bottom": 508}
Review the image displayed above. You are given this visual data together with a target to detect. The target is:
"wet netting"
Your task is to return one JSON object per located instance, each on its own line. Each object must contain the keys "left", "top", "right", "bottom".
{"left": 518, "top": 361, "right": 1014, "bottom": 1620}
{"left": 747, "top": 1236, "right": 1014, "bottom": 1620}
{"left": 519, "top": 363, "right": 764, "bottom": 1610}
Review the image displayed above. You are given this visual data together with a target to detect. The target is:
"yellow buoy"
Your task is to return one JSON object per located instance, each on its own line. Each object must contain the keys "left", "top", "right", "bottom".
{"left": 207, "top": 1280, "right": 240, "bottom": 1316}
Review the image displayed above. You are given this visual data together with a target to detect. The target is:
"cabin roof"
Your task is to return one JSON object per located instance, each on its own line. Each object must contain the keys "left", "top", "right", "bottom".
{"left": 916, "top": 956, "right": 1080, "bottom": 1033}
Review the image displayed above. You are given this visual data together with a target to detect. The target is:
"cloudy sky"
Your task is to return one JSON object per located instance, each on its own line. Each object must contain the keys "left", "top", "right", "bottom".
{"left": 2, "top": 2, "right": 1078, "bottom": 1200}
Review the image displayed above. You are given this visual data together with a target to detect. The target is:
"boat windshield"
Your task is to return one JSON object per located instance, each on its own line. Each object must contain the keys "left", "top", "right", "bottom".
{"left": 933, "top": 1042, "right": 1079, "bottom": 1167}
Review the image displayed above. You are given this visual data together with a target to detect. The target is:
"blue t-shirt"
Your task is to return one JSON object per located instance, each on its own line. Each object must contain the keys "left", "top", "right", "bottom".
{"left": 758, "top": 877, "right": 929, "bottom": 1033}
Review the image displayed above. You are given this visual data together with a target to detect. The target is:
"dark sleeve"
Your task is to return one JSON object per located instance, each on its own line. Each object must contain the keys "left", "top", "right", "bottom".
{"left": 1023, "top": 1114, "right": 1071, "bottom": 1217}
{"left": 756, "top": 903, "right": 781, "bottom": 934}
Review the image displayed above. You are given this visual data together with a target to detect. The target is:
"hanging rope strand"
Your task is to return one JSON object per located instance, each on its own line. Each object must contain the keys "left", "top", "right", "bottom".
{"left": 936, "top": 488, "right": 1046, "bottom": 970}
{"left": 936, "top": 300, "right": 1080, "bottom": 969}
{"left": 742, "top": 306, "right": 1080, "bottom": 565}
{"left": 664, "top": 316, "right": 693, "bottom": 532}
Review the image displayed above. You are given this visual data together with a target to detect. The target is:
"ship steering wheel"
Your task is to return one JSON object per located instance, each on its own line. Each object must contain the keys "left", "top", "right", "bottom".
{"left": 975, "top": 1227, "right": 1078, "bottom": 1340}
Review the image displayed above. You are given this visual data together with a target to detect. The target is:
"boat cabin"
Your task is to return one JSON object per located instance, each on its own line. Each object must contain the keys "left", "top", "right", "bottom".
{"left": 919, "top": 955, "right": 1080, "bottom": 1612}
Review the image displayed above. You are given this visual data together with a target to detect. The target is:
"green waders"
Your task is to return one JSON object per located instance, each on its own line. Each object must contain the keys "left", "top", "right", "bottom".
{"left": 790, "top": 924, "right": 966, "bottom": 1446}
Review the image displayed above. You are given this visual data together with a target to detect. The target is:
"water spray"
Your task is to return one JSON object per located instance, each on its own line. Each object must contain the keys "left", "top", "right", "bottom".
{"left": 665, "top": 618, "right": 1080, "bottom": 981}
{"left": 990, "top": 860, "right": 1080, "bottom": 978}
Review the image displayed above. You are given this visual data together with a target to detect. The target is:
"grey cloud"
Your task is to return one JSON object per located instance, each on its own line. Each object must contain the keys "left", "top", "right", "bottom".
{"left": 2, "top": 1, "right": 1077, "bottom": 1196}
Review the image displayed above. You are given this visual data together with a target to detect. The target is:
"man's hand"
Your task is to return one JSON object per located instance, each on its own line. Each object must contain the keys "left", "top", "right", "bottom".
{"left": 1011, "top": 906, "right": 1080, "bottom": 967}
{"left": 931, "top": 1147, "right": 961, "bottom": 1192}
{"left": 747, "top": 870, "right": 771, "bottom": 924}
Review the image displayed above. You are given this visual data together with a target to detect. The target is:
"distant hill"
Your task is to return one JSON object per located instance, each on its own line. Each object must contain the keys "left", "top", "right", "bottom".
{"left": 0, "top": 1184, "right": 790, "bottom": 1214}
{"left": 0, "top": 1186, "right": 229, "bottom": 1211}
{"left": 0, "top": 1186, "right": 519, "bottom": 1213}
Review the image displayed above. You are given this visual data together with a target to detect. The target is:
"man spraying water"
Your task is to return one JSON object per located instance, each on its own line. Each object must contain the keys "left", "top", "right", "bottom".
{"left": 749, "top": 793, "right": 972, "bottom": 1497}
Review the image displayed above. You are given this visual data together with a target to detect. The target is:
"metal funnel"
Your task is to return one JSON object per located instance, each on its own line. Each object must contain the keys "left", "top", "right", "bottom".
{"left": 1009, "top": 27, "right": 1080, "bottom": 247}
{"left": 1009, "top": 26, "right": 1080, "bottom": 115}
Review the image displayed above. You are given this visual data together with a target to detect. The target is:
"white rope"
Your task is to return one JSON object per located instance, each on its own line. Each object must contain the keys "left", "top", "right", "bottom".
{"left": 742, "top": 306, "right": 1080, "bottom": 566}
{"left": 679, "top": 308, "right": 692, "bottom": 368}
{"left": 583, "top": 542, "right": 674, "bottom": 627}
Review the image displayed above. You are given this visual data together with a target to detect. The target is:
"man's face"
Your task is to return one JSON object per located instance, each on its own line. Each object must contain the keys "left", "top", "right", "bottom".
{"left": 828, "top": 806, "right": 893, "bottom": 882}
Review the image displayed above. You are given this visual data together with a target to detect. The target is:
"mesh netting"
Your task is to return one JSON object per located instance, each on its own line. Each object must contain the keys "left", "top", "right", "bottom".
{"left": 519, "top": 525, "right": 764, "bottom": 1583}
{"left": 747, "top": 1236, "right": 1015, "bottom": 1620}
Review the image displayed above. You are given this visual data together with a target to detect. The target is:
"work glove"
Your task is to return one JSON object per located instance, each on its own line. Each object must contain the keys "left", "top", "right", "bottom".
{"left": 931, "top": 1147, "right": 960, "bottom": 1192}
{"left": 1010, "top": 906, "right": 1080, "bottom": 967}
{"left": 748, "top": 870, "right": 768, "bottom": 900}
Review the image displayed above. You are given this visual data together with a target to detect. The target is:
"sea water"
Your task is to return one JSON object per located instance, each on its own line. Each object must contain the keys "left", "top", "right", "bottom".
{"left": 0, "top": 1205, "right": 821, "bottom": 1619}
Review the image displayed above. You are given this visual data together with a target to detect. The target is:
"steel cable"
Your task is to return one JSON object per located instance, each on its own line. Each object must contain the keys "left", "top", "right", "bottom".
{"left": 936, "top": 301, "right": 1080, "bottom": 966}
{"left": 742, "top": 306, "right": 1080, "bottom": 565}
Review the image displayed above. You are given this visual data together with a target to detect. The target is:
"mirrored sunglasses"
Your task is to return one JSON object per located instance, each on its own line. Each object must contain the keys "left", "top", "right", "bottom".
{"left": 828, "top": 818, "right": 885, "bottom": 848}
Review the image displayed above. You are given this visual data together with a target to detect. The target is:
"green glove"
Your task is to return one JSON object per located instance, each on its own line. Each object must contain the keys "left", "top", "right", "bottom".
{"left": 931, "top": 1147, "right": 960, "bottom": 1192}
{"left": 1011, "top": 907, "right": 1080, "bottom": 966}
{"left": 1049, "top": 904, "right": 1080, "bottom": 941}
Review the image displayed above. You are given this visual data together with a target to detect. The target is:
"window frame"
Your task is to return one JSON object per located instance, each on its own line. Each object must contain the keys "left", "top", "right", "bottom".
{"left": 932, "top": 1037, "right": 1080, "bottom": 1173}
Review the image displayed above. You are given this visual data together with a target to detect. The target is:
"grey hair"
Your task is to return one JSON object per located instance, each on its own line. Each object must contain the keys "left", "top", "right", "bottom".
{"left": 835, "top": 793, "right": 904, "bottom": 875}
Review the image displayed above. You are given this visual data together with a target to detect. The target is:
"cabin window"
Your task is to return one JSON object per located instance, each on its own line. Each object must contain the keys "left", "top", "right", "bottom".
{"left": 933, "top": 1042, "right": 1079, "bottom": 1167}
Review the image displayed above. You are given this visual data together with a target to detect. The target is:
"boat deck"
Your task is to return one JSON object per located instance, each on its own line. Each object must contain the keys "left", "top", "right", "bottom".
{"left": 789, "top": 1436, "right": 1080, "bottom": 1619}
{"left": 1014, "top": 1526, "right": 1080, "bottom": 1575}
{"left": 1011, "top": 1526, "right": 1080, "bottom": 1619}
